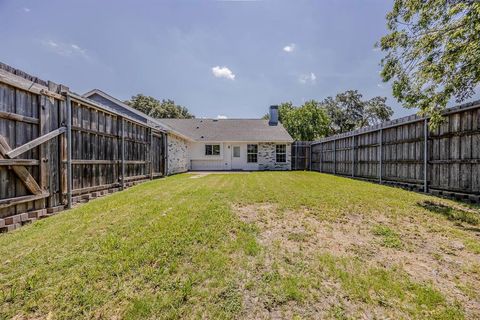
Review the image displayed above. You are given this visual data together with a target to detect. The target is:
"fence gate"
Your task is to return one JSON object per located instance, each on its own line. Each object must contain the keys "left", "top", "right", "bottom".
{"left": 291, "top": 141, "right": 311, "bottom": 170}
{"left": 0, "top": 68, "right": 69, "bottom": 231}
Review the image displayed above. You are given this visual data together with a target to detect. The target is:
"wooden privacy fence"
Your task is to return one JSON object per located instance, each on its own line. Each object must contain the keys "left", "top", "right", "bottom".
{"left": 0, "top": 63, "right": 167, "bottom": 232}
{"left": 291, "top": 141, "right": 311, "bottom": 170}
{"left": 311, "top": 100, "right": 480, "bottom": 203}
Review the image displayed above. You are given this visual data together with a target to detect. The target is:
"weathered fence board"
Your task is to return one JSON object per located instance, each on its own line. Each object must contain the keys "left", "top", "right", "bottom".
{"left": 0, "top": 62, "right": 167, "bottom": 231}
{"left": 311, "top": 100, "right": 480, "bottom": 203}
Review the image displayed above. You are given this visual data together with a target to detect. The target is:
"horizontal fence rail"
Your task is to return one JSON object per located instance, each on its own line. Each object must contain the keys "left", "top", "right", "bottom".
{"left": 311, "top": 101, "right": 480, "bottom": 203}
{"left": 0, "top": 62, "right": 167, "bottom": 231}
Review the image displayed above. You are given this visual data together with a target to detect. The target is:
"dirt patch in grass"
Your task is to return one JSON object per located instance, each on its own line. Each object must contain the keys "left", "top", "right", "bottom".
{"left": 233, "top": 202, "right": 480, "bottom": 319}
{"left": 234, "top": 204, "right": 371, "bottom": 258}
{"left": 368, "top": 214, "right": 480, "bottom": 317}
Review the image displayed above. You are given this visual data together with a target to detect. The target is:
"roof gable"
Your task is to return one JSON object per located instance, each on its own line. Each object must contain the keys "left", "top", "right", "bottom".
{"left": 83, "top": 89, "right": 169, "bottom": 130}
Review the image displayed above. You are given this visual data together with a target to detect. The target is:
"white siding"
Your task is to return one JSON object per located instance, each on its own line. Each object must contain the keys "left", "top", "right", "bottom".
{"left": 188, "top": 142, "right": 277, "bottom": 171}
{"left": 191, "top": 160, "right": 229, "bottom": 171}
{"left": 190, "top": 142, "right": 230, "bottom": 170}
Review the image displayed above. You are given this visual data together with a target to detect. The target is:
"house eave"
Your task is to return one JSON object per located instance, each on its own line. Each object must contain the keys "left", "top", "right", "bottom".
{"left": 167, "top": 130, "right": 195, "bottom": 142}
{"left": 83, "top": 89, "right": 171, "bottom": 132}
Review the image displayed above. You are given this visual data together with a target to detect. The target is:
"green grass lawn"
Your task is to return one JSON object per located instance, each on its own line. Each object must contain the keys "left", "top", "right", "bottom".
{"left": 1, "top": 172, "right": 479, "bottom": 319}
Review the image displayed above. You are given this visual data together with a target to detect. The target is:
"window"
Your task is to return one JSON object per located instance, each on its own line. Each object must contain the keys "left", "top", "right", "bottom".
{"left": 247, "top": 144, "right": 258, "bottom": 163}
{"left": 205, "top": 144, "right": 220, "bottom": 156}
{"left": 233, "top": 146, "right": 240, "bottom": 157}
{"left": 275, "top": 144, "right": 286, "bottom": 163}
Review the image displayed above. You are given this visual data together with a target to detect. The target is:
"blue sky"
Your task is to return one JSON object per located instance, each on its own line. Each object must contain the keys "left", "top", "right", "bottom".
{"left": 0, "top": 0, "right": 412, "bottom": 119}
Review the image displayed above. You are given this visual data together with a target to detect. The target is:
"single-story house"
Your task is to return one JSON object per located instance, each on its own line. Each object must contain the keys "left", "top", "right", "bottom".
{"left": 157, "top": 108, "right": 293, "bottom": 171}
{"left": 83, "top": 89, "right": 293, "bottom": 172}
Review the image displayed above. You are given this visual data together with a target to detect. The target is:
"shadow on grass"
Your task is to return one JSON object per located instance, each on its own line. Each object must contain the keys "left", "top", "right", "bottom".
{"left": 417, "top": 200, "right": 480, "bottom": 227}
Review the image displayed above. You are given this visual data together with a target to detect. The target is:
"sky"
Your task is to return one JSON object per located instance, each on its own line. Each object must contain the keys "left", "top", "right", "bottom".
{"left": 0, "top": 0, "right": 415, "bottom": 119}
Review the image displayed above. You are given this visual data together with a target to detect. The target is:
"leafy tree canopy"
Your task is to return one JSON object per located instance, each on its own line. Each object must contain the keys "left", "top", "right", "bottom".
{"left": 266, "top": 91, "right": 393, "bottom": 140}
{"left": 125, "top": 94, "right": 194, "bottom": 119}
{"left": 264, "top": 101, "right": 330, "bottom": 141}
{"left": 321, "top": 90, "right": 394, "bottom": 134}
{"left": 379, "top": 0, "right": 480, "bottom": 127}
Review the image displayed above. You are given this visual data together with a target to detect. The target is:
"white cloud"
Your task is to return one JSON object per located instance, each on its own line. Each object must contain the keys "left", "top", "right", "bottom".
{"left": 71, "top": 44, "right": 87, "bottom": 56}
{"left": 23, "top": 7, "right": 31, "bottom": 12}
{"left": 46, "top": 40, "right": 58, "bottom": 48}
{"left": 41, "top": 40, "right": 90, "bottom": 60}
{"left": 299, "top": 72, "right": 316, "bottom": 84}
{"left": 211, "top": 66, "right": 235, "bottom": 80}
{"left": 283, "top": 43, "right": 296, "bottom": 53}
{"left": 216, "top": 115, "right": 228, "bottom": 119}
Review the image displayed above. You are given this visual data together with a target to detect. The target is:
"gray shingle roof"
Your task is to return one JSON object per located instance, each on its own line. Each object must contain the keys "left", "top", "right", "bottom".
{"left": 157, "top": 119, "right": 293, "bottom": 142}
{"left": 83, "top": 89, "right": 170, "bottom": 131}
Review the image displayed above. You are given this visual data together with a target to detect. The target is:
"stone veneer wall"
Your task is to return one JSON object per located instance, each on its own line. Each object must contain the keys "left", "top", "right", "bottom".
{"left": 167, "top": 134, "right": 189, "bottom": 175}
{"left": 258, "top": 143, "right": 291, "bottom": 170}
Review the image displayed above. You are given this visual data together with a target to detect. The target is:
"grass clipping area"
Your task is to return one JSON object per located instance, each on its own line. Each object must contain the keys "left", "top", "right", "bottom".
{"left": 1, "top": 172, "right": 479, "bottom": 319}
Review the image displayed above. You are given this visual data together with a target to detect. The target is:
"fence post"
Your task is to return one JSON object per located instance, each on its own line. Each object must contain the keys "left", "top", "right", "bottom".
{"left": 38, "top": 94, "right": 48, "bottom": 205}
{"left": 293, "top": 142, "right": 296, "bottom": 170}
{"left": 352, "top": 135, "right": 355, "bottom": 177}
{"left": 121, "top": 117, "right": 125, "bottom": 189}
{"left": 320, "top": 142, "right": 323, "bottom": 172}
{"left": 164, "top": 133, "right": 169, "bottom": 176}
{"left": 65, "top": 93, "right": 72, "bottom": 209}
{"left": 308, "top": 143, "right": 312, "bottom": 171}
{"left": 379, "top": 129, "right": 383, "bottom": 184}
{"left": 424, "top": 118, "right": 428, "bottom": 193}
{"left": 333, "top": 139, "right": 336, "bottom": 175}
{"left": 296, "top": 142, "right": 298, "bottom": 170}
{"left": 150, "top": 130, "right": 154, "bottom": 179}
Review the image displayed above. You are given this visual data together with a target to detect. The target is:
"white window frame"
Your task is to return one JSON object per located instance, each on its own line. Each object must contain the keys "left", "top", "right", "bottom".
{"left": 247, "top": 144, "right": 258, "bottom": 163}
{"left": 205, "top": 144, "right": 220, "bottom": 156}
{"left": 275, "top": 144, "right": 287, "bottom": 163}
{"left": 233, "top": 146, "right": 240, "bottom": 158}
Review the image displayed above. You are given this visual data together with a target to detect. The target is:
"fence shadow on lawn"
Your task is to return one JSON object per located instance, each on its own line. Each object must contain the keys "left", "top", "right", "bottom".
{"left": 417, "top": 200, "right": 480, "bottom": 227}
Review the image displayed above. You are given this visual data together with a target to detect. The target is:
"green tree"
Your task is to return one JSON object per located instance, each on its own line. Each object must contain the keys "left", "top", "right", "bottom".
{"left": 264, "top": 101, "right": 330, "bottom": 141}
{"left": 321, "top": 90, "right": 394, "bottom": 134}
{"left": 379, "top": 0, "right": 480, "bottom": 127}
{"left": 125, "top": 94, "right": 194, "bottom": 119}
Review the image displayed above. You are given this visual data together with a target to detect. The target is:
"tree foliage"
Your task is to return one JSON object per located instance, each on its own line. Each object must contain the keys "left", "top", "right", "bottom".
{"left": 264, "top": 101, "right": 330, "bottom": 141}
{"left": 321, "top": 90, "right": 394, "bottom": 134}
{"left": 379, "top": 0, "right": 480, "bottom": 127}
{"left": 281, "top": 101, "right": 331, "bottom": 141}
{"left": 125, "top": 94, "right": 194, "bottom": 119}
{"left": 266, "top": 91, "right": 392, "bottom": 140}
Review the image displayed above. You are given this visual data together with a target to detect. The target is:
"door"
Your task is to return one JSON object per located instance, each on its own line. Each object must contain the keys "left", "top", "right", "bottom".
{"left": 231, "top": 145, "right": 243, "bottom": 170}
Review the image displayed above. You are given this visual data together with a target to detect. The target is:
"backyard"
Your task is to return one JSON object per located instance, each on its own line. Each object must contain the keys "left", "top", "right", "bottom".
{"left": 0, "top": 172, "right": 479, "bottom": 319}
